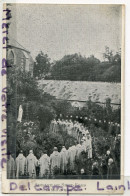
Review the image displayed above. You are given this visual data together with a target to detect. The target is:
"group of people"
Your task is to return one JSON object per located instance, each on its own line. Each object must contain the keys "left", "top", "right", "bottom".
{"left": 7, "top": 148, "right": 118, "bottom": 179}
{"left": 50, "top": 118, "right": 89, "bottom": 144}
{"left": 7, "top": 131, "right": 93, "bottom": 179}
{"left": 7, "top": 117, "right": 120, "bottom": 179}
{"left": 7, "top": 135, "right": 120, "bottom": 179}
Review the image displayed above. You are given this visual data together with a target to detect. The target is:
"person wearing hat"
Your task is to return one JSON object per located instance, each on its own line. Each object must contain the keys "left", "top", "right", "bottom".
{"left": 26, "top": 150, "right": 38, "bottom": 178}
{"left": 50, "top": 147, "right": 61, "bottom": 176}
{"left": 39, "top": 150, "right": 50, "bottom": 178}
{"left": 15, "top": 150, "right": 26, "bottom": 178}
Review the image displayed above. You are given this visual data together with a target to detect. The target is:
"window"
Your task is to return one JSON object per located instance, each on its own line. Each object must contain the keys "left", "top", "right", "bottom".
{"left": 8, "top": 50, "right": 14, "bottom": 65}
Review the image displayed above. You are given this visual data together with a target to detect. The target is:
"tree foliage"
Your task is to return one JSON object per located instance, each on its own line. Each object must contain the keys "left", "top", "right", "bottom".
{"left": 33, "top": 51, "right": 51, "bottom": 78}
{"left": 44, "top": 51, "right": 121, "bottom": 82}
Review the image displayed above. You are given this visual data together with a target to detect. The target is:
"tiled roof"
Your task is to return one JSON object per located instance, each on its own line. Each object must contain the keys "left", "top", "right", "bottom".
{"left": 7, "top": 36, "right": 30, "bottom": 53}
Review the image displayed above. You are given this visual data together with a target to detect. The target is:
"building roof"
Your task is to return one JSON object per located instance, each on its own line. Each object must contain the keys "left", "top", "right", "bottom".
{"left": 38, "top": 80, "right": 121, "bottom": 105}
{"left": 7, "top": 36, "right": 30, "bottom": 53}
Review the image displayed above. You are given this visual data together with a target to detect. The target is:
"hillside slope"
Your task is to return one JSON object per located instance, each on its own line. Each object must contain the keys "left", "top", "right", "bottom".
{"left": 38, "top": 80, "right": 121, "bottom": 104}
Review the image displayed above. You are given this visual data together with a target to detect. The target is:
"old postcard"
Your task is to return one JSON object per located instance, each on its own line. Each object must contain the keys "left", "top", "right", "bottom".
{"left": 1, "top": 2, "right": 125, "bottom": 194}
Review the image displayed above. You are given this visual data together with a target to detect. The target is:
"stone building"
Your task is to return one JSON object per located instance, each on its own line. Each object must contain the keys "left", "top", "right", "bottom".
{"left": 7, "top": 37, "right": 34, "bottom": 76}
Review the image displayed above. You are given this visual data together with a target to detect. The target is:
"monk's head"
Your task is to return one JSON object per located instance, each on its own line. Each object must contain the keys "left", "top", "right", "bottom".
{"left": 29, "top": 150, "right": 33, "bottom": 154}
{"left": 53, "top": 147, "right": 58, "bottom": 151}
{"left": 19, "top": 150, "right": 23, "bottom": 154}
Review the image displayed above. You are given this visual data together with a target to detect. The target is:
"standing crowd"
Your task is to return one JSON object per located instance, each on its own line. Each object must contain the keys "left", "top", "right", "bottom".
{"left": 7, "top": 129, "right": 93, "bottom": 179}
{"left": 7, "top": 118, "right": 120, "bottom": 179}
{"left": 50, "top": 118, "right": 90, "bottom": 144}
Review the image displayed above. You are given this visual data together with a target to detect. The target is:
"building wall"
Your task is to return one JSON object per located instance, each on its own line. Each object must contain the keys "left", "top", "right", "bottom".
{"left": 7, "top": 47, "right": 34, "bottom": 76}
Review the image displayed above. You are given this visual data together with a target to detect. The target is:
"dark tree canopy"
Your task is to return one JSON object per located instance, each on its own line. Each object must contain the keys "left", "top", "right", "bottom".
{"left": 33, "top": 51, "right": 51, "bottom": 78}
{"left": 44, "top": 51, "right": 121, "bottom": 82}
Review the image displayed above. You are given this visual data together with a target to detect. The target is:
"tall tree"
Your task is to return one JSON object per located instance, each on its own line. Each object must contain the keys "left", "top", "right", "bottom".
{"left": 33, "top": 51, "right": 51, "bottom": 78}
{"left": 103, "top": 46, "right": 113, "bottom": 63}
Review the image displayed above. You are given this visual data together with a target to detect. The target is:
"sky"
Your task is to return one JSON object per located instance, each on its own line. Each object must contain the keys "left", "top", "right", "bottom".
{"left": 8, "top": 4, "right": 122, "bottom": 61}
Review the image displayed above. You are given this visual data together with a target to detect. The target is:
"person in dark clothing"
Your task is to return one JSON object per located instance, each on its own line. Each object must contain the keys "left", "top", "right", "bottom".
{"left": 76, "top": 150, "right": 88, "bottom": 174}
{"left": 91, "top": 161, "right": 100, "bottom": 179}
{"left": 105, "top": 150, "right": 113, "bottom": 165}
{"left": 78, "top": 168, "right": 87, "bottom": 179}
{"left": 107, "top": 158, "right": 118, "bottom": 179}
{"left": 114, "top": 135, "right": 121, "bottom": 169}
{"left": 100, "top": 159, "right": 108, "bottom": 179}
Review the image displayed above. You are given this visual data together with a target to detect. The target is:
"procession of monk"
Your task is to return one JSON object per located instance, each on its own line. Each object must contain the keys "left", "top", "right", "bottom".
{"left": 7, "top": 118, "right": 120, "bottom": 179}
{"left": 50, "top": 118, "right": 91, "bottom": 144}
{"left": 7, "top": 128, "right": 93, "bottom": 179}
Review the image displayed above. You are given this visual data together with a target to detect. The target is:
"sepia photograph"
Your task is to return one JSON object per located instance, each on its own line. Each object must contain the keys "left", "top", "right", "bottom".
{"left": 5, "top": 3, "right": 123, "bottom": 183}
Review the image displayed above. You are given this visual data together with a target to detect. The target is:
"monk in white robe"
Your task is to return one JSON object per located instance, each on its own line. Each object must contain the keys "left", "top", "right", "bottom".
{"left": 50, "top": 147, "right": 61, "bottom": 175}
{"left": 68, "top": 120, "right": 73, "bottom": 135}
{"left": 68, "top": 146, "right": 76, "bottom": 172}
{"left": 61, "top": 119, "right": 65, "bottom": 132}
{"left": 81, "top": 136, "right": 87, "bottom": 152}
{"left": 39, "top": 153, "right": 50, "bottom": 177}
{"left": 72, "top": 121, "right": 77, "bottom": 138}
{"left": 26, "top": 150, "right": 38, "bottom": 178}
{"left": 78, "top": 129, "right": 83, "bottom": 144}
{"left": 50, "top": 120, "right": 54, "bottom": 132}
{"left": 86, "top": 135, "right": 92, "bottom": 159}
{"left": 80, "top": 125, "right": 85, "bottom": 134}
{"left": 50, "top": 119, "right": 58, "bottom": 133}
{"left": 75, "top": 122, "right": 80, "bottom": 142}
{"left": 60, "top": 119, "right": 64, "bottom": 132}
{"left": 15, "top": 150, "right": 26, "bottom": 178}
{"left": 76, "top": 144, "right": 83, "bottom": 160}
{"left": 60, "top": 146, "right": 68, "bottom": 174}
{"left": 7, "top": 155, "right": 15, "bottom": 179}
{"left": 65, "top": 120, "right": 69, "bottom": 134}
{"left": 57, "top": 119, "right": 61, "bottom": 132}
